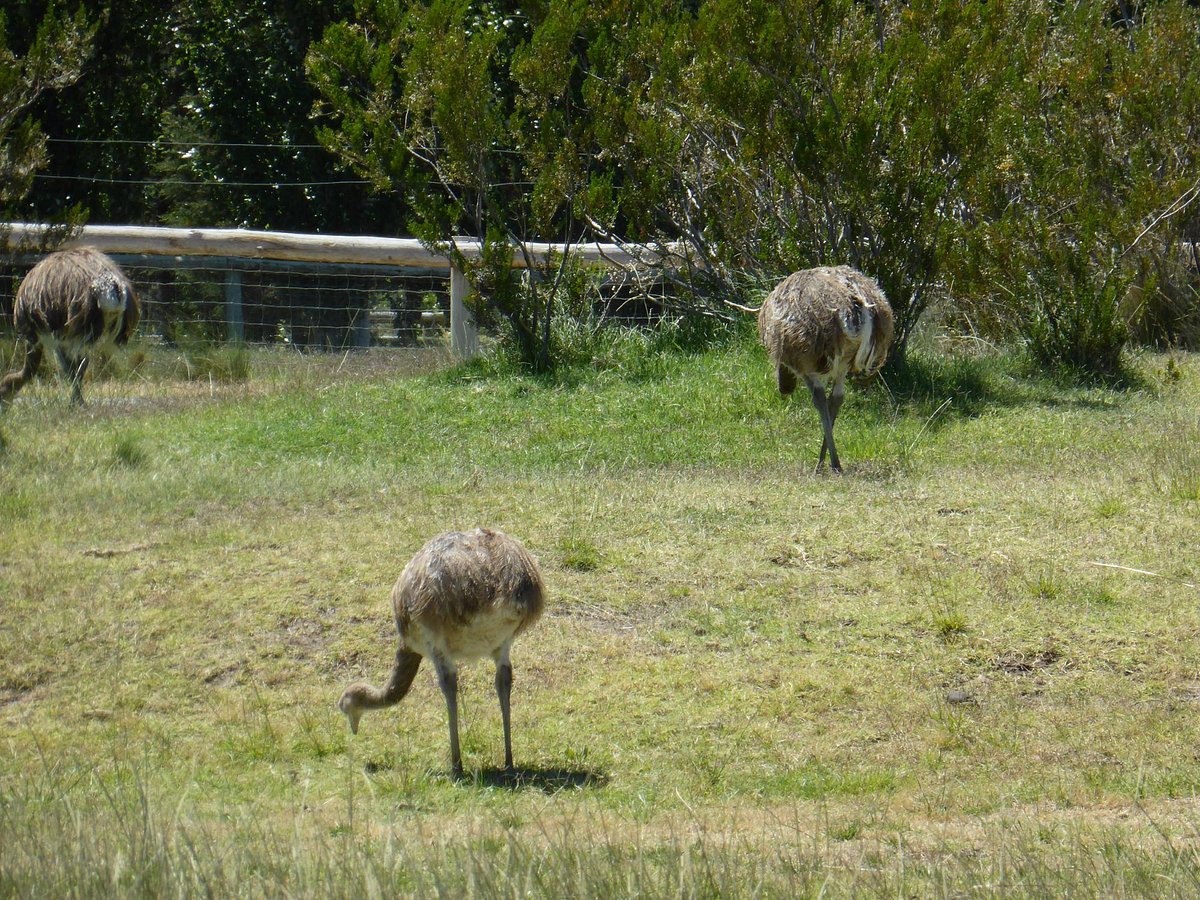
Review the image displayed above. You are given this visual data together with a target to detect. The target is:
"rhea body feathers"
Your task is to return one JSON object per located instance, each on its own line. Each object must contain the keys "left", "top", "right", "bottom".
{"left": 758, "top": 265, "right": 894, "bottom": 472}
{"left": 393, "top": 528, "right": 544, "bottom": 662}
{"left": 338, "top": 528, "right": 545, "bottom": 777}
{"left": 1, "top": 246, "right": 140, "bottom": 408}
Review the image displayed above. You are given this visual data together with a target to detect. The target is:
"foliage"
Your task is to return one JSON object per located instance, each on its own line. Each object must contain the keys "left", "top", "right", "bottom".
{"left": 8, "top": 0, "right": 396, "bottom": 233}
{"left": 0, "top": 2, "right": 95, "bottom": 225}
{"left": 4, "top": 0, "right": 175, "bottom": 224}
{"left": 583, "top": 1, "right": 1025, "bottom": 361}
{"left": 952, "top": 2, "right": 1200, "bottom": 377}
{"left": 152, "top": 0, "right": 397, "bottom": 232}
{"left": 308, "top": 1, "right": 1200, "bottom": 375}
{"left": 309, "top": 1, "right": 603, "bottom": 371}
{"left": 4, "top": 0, "right": 1200, "bottom": 376}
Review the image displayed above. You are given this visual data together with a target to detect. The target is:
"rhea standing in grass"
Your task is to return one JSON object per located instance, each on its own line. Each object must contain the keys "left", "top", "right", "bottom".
{"left": 757, "top": 265, "right": 894, "bottom": 473}
{"left": 338, "top": 528, "right": 546, "bottom": 778}
{"left": 1, "top": 247, "right": 140, "bottom": 409}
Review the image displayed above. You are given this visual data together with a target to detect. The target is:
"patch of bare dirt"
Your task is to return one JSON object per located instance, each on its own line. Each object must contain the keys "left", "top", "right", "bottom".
{"left": 203, "top": 662, "right": 244, "bottom": 688}
{"left": 1171, "top": 681, "right": 1200, "bottom": 704}
{"left": 0, "top": 686, "right": 33, "bottom": 707}
{"left": 768, "top": 544, "right": 812, "bottom": 569}
{"left": 993, "top": 647, "right": 1062, "bottom": 674}
{"left": 281, "top": 615, "right": 331, "bottom": 661}
{"left": 81, "top": 541, "right": 157, "bottom": 558}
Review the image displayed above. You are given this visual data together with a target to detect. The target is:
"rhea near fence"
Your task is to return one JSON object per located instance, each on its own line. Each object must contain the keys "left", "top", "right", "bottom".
{"left": 0, "top": 224, "right": 679, "bottom": 357}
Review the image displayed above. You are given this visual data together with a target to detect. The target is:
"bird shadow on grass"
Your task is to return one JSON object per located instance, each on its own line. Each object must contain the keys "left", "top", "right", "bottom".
{"left": 856, "top": 349, "right": 1153, "bottom": 450}
{"left": 464, "top": 766, "right": 610, "bottom": 793}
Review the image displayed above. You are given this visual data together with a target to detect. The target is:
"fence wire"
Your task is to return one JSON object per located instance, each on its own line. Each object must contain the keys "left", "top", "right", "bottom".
{"left": 0, "top": 250, "right": 675, "bottom": 353}
{"left": 0, "top": 255, "right": 453, "bottom": 350}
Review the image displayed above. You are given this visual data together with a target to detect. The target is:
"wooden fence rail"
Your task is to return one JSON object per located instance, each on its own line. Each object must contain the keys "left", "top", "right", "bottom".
{"left": 3, "top": 223, "right": 676, "bottom": 357}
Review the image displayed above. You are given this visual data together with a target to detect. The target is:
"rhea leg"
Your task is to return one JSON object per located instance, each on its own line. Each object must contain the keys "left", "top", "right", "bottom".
{"left": 1, "top": 342, "right": 45, "bottom": 408}
{"left": 493, "top": 644, "right": 515, "bottom": 771}
{"left": 826, "top": 377, "right": 846, "bottom": 471}
{"left": 432, "top": 655, "right": 463, "bottom": 778}
{"left": 777, "top": 364, "right": 797, "bottom": 396}
{"left": 69, "top": 358, "right": 90, "bottom": 407}
{"left": 57, "top": 350, "right": 89, "bottom": 406}
{"left": 804, "top": 374, "right": 841, "bottom": 473}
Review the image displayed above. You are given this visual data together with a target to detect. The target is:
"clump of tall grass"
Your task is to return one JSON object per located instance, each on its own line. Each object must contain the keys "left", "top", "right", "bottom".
{"left": 108, "top": 433, "right": 147, "bottom": 469}
{"left": 6, "top": 770, "right": 1200, "bottom": 898}
{"left": 81, "top": 338, "right": 249, "bottom": 385}
{"left": 175, "top": 342, "right": 252, "bottom": 383}
{"left": 1, "top": 337, "right": 23, "bottom": 373}
{"left": 549, "top": 316, "right": 685, "bottom": 381}
{"left": 461, "top": 311, "right": 742, "bottom": 385}
{"left": 1126, "top": 253, "right": 1200, "bottom": 352}
{"left": 559, "top": 532, "right": 603, "bottom": 572}
{"left": 1152, "top": 420, "right": 1200, "bottom": 503}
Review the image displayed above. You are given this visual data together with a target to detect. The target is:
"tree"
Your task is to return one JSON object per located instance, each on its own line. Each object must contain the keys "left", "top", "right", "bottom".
{"left": 580, "top": 0, "right": 1031, "bottom": 364}
{"left": 585, "top": 0, "right": 1200, "bottom": 374}
{"left": 6, "top": 1, "right": 171, "bottom": 225}
{"left": 310, "top": 0, "right": 611, "bottom": 369}
{"left": 154, "top": 0, "right": 402, "bottom": 233}
{"left": 955, "top": 1, "right": 1200, "bottom": 376}
{"left": 0, "top": 3, "right": 95, "bottom": 228}
{"left": 11, "top": 0, "right": 401, "bottom": 234}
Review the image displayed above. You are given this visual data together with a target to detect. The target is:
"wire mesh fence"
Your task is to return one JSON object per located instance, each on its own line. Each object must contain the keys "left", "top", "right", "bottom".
{"left": 0, "top": 253, "right": 454, "bottom": 351}
{"left": 0, "top": 246, "right": 677, "bottom": 353}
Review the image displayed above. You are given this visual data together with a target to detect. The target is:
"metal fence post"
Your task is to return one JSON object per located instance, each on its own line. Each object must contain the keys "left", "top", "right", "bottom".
{"left": 449, "top": 264, "right": 479, "bottom": 359}
{"left": 224, "top": 267, "right": 244, "bottom": 343}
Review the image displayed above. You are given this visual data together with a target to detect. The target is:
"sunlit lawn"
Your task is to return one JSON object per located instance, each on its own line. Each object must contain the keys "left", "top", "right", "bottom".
{"left": 2, "top": 339, "right": 1199, "bottom": 896}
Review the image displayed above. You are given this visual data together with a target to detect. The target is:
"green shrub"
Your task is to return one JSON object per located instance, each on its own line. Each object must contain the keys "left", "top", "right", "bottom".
{"left": 175, "top": 341, "right": 252, "bottom": 383}
{"left": 1017, "top": 240, "right": 1130, "bottom": 381}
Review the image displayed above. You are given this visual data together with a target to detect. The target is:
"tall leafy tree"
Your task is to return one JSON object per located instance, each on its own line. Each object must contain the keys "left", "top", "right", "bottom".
{"left": 7, "top": 1, "right": 172, "bottom": 224}
{"left": 957, "top": 1, "right": 1200, "bottom": 376}
{"left": 582, "top": 0, "right": 1032, "bottom": 363}
{"left": 309, "top": 0, "right": 712, "bottom": 369}
{"left": 0, "top": 2, "right": 96, "bottom": 227}
{"left": 309, "top": 0, "right": 619, "bottom": 369}
{"left": 14, "top": 0, "right": 398, "bottom": 233}
{"left": 155, "top": 0, "right": 402, "bottom": 233}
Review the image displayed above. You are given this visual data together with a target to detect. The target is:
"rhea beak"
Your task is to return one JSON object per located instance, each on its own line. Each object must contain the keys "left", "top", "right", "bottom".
{"left": 337, "top": 694, "right": 361, "bottom": 734}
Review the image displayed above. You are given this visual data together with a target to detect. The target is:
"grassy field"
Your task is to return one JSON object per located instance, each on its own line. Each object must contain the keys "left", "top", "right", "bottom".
{"left": 2, "top": 336, "right": 1200, "bottom": 897}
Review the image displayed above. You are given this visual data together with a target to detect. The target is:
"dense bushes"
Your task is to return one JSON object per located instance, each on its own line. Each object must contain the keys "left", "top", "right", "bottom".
{"left": 309, "top": 0, "right": 1200, "bottom": 376}
{"left": 4, "top": 2, "right": 1198, "bottom": 376}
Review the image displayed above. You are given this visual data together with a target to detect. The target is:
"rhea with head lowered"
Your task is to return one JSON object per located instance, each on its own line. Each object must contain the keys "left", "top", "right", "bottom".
{"left": 338, "top": 528, "right": 546, "bottom": 778}
{"left": 757, "top": 265, "right": 894, "bottom": 473}
{"left": 1, "top": 247, "right": 140, "bottom": 409}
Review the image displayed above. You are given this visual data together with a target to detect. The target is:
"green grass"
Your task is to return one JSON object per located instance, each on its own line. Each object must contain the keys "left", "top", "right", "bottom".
{"left": 2, "top": 338, "right": 1200, "bottom": 895}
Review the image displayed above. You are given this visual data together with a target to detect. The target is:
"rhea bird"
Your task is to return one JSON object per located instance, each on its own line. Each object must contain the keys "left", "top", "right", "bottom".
{"left": 0, "top": 246, "right": 140, "bottom": 409}
{"left": 338, "top": 528, "right": 546, "bottom": 778}
{"left": 757, "top": 265, "right": 894, "bottom": 473}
